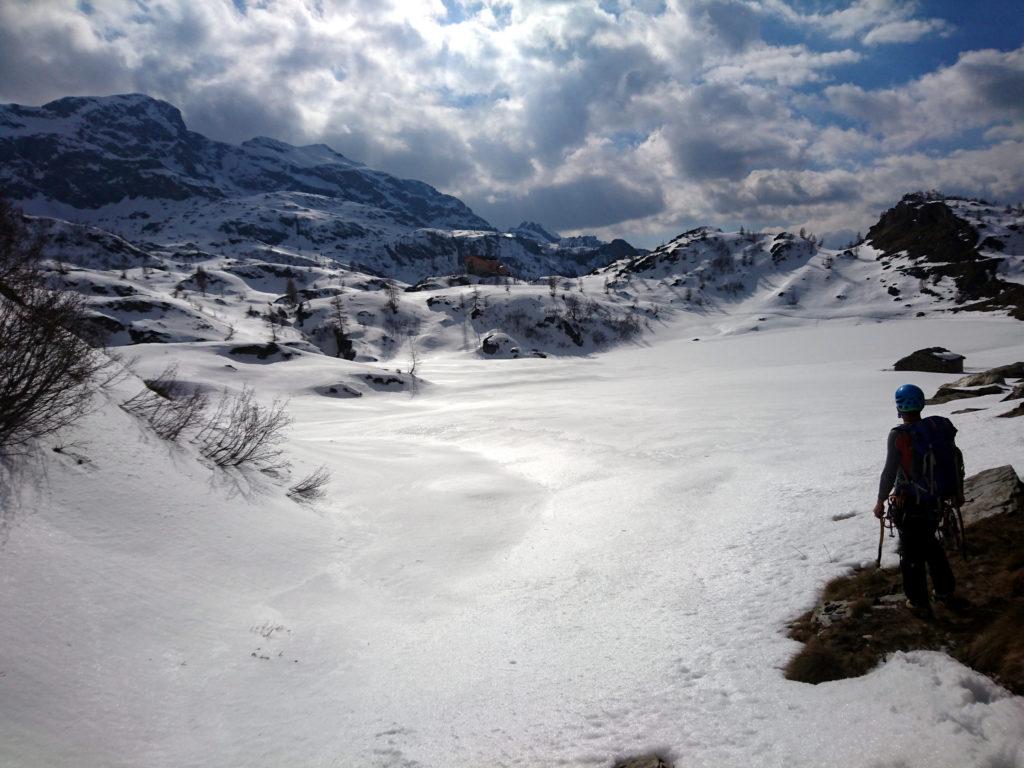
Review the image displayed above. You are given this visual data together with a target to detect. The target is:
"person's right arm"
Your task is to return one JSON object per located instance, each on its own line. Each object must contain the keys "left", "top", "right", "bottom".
{"left": 874, "top": 429, "right": 900, "bottom": 518}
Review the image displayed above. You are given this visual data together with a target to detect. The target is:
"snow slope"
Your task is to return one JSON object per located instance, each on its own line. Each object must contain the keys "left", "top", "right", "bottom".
{"left": 2, "top": 314, "right": 1024, "bottom": 768}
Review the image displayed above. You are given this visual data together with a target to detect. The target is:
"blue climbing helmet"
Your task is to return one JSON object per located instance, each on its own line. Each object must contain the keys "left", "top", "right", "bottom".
{"left": 894, "top": 383, "right": 925, "bottom": 414}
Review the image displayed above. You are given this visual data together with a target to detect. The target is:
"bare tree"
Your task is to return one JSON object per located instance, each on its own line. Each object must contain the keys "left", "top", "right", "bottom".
{"left": 326, "top": 293, "right": 353, "bottom": 359}
{"left": 265, "top": 302, "right": 279, "bottom": 342}
{"left": 284, "top": 276, "right": 299, "bottom": 306}
{"left": 194, "top": 265, "right": 209, "bottom": 295}
{"left": 384, "top": 279, "right": 400, "bottom": 313}
{"left": 563, "top": 293, "right": 582, "bottom": 322}
{"left": 407, "top": 331, "right": 419, "bottom": 381}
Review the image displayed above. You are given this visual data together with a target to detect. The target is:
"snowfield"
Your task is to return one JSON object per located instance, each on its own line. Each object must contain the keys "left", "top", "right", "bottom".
{"left": 2, "top": 314, "right": 1024, "bottom": 768}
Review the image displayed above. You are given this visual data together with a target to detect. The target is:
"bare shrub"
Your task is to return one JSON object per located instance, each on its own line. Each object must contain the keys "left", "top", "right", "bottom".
{"left": 610, "top": 312, "right": 642, "bottom": 341}
{"left": 193, "top": 386, "right": 291, "bottom": 470}
{"left": 287, "top": 465, "right": 331, "bottom": 503}
{"left": 143, "top": 363, "right": 184, "bottom": 400}
{"left": 122, "top": 385, "right": 209, "bottom": 441}
{"left": 0, "top": 199, "right": 110, "bottom": 453}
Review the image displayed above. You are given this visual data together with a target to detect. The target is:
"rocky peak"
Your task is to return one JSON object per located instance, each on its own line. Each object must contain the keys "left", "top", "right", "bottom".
{"left": 868, "top": 196, "right": 979, "bottom": 264}
{"left": 41, "top": 93, "right": 189, "bottom": 143}
{"left": 510, "top": 221, "right": 560, "bottom": 243}
{"left": 867, "top": 191, "right": 1024, "bottom": 317}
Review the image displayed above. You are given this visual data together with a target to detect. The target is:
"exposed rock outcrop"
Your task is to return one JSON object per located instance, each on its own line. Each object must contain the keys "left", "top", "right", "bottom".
{"left": 926, "top": 385, "right": 1004, "bottom": 405}
{"left": 944, "top": 371, "right": 1006, "bottom": 388}
{"left": 894, "top": 347, "right": 965, "bottom": 373}
{"left": 961, "top": 465, "right": 1024, "bottom": 525}
{"left": 1002, "top": 383, "right": 1024, "bottom": 401}
{"left": 868, "top": 193, "right": 1024, "bottom": 319}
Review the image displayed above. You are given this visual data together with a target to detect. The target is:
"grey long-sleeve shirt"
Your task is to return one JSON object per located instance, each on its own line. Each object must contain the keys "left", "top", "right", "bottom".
{"left": 877, "top": 428, "right": 902, "bottom": 502}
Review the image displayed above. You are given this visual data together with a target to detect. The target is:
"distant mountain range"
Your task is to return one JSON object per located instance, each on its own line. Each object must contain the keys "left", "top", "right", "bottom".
{"left": 0, "top": 93, "right": 633, "bottom": 281}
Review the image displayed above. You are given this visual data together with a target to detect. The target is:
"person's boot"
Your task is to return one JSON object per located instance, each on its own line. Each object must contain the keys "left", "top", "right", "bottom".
{"left": 904, "top": 598, "right": 933, "bottom": 619}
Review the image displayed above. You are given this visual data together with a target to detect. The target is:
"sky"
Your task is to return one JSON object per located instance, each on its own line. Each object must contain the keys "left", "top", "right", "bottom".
{"left": 0, "top": 0, "right": 1022, "bottom": 247}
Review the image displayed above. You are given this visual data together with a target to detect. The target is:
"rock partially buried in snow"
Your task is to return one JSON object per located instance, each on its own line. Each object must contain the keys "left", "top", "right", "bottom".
{"left": 987, "top": 361, "right": 1024, "bottom": 379}
{"left": 612, "top": 755, "right": 674, "bottom": 768}
{"left": 894, "top": 347, "right": 965, "bottom": 373}
{"left": 926, "top": 385, "right": 1004, "bottom": 405}
{"left": 1002, "top": 383, "right": 1024, "bottom": 401}
{"left": 228, "top": 342, "right": 299, "bottom": 362}
{"left": 356, "top": 372, "right": 408, "bottom": 391}
{"left": 317, "top": 383, "right": 363, "bottom": 398}
{"left": 961, "top": 466, "right": 1024, "bottom": 526}
{"left": 479, "top": 331, "right": 521, "bottom": 358}
{"left": 943, "top": 371, "right": 1006, "bottom": 388}
{"left": 998, "top": 402, "right": 1024, "bottom": 418}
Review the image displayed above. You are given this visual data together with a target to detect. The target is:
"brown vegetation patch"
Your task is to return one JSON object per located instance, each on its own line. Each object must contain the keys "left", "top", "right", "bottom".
{"left": 785, "top": 507, "right": 1024, "bottom": 693}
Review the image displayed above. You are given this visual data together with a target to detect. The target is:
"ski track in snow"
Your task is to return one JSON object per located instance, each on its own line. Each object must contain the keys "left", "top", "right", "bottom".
{"left": 2, "top": 317, "right": 1024, "bottom": 768}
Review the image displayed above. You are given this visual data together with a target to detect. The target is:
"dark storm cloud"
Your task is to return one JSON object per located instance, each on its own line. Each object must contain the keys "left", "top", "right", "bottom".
{"left": 475, "top": 174, "right": 665, "bottom": 231}
{"left": 663, "top": 83, "right": 808, "bottom": 181}
{"left": 181, "top": 86, "right": 304, "bottom": 146}
{"left": 524, "top": 41, "right": 666, "bottom": 163}
{"left": 468, "top": 135, "right": 535, "bottom": 183}
{"left": 0, "top": 6, "right": 132, "bottom": 104}
{"left": 326, "top": 124, "right": 476, "bottom": 189}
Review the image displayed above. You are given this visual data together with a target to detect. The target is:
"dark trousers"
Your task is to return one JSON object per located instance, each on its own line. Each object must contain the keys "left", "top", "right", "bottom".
{"left": 898, "top": 513, "right": 955, "bottom": 606}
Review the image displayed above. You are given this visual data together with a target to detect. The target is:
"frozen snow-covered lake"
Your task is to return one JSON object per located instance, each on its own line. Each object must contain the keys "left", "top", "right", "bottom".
{"left": 3, "top": 316, "right": 1024, "bottom": 767}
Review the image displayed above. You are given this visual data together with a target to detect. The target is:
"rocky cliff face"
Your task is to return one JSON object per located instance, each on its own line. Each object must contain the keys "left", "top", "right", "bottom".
{"left": 0, "top": 94, "right": 490, "bottom": 229}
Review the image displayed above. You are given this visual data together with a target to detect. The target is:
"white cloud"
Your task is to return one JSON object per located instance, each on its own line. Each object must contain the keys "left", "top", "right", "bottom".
{"left": 705, "top": 44, "right": 861, "bottom": 86}
{"left": 760, "top": 0, "right": 953, "bottom": 46}
{"left": 0, "top": 0, "right": 1018, "bottom": 245}
{"left": 825, "top": 47, "right": 1024, "bottom": 147}
{"left": 862, "top": 18, "right": 950, "bottom": 46}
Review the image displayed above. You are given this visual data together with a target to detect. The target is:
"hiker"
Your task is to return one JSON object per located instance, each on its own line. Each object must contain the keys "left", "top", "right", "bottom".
{"left": 873, "top": 384, "right": 963, "bottom": 615}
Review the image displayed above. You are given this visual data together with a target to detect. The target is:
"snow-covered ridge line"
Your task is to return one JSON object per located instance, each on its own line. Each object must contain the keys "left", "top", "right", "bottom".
{"left": 16, "top": 190, "right": 1021, "bottom": 370}
{"left": 0, "top": 93, "right": 637, "bottom": 282}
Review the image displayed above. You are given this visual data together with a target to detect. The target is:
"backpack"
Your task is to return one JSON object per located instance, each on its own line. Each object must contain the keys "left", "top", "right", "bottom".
{"left": 893, "top": 415, "right": 964, "bottom": 513}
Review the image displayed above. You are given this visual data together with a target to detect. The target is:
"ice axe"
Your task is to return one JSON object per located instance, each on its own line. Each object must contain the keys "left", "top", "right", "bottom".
{"left": 876, "top": 516, "right": 885, "bottom": 568}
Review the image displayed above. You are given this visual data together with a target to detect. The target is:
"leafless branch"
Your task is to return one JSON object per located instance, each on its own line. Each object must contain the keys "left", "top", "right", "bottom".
{"left": 287, "top": 465, "right": 331, "bottom": 503}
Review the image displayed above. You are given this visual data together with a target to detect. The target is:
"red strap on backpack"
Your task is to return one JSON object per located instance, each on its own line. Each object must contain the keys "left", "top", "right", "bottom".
{"left": 895, "top": 429, "right": 913, "bottom": 479}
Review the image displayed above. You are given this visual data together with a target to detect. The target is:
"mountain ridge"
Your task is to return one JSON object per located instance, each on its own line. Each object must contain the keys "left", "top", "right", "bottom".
{"left": 0, "top": 93, "right": 640, "bottom": 282}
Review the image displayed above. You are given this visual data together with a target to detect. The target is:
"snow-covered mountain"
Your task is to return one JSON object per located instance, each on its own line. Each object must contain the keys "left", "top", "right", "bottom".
{"left": 10, "top": 187, "right": 1019, "bottom": 368}
{"left": 510, "top": 220, "right": 561, "bottom": 243}
{"left": 597, "top": 193, "right": 1024, "bottom": 329}
{"left": 0, "top": 94, "right": 489, "bottom": 228}
{"left": 0, "top": 94, "right": 637, "bottom": 281}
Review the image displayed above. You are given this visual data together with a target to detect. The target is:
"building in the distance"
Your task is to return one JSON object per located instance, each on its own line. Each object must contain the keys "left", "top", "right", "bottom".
{"left": 465, "top": 255, "right": 510, "bottom": 277}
